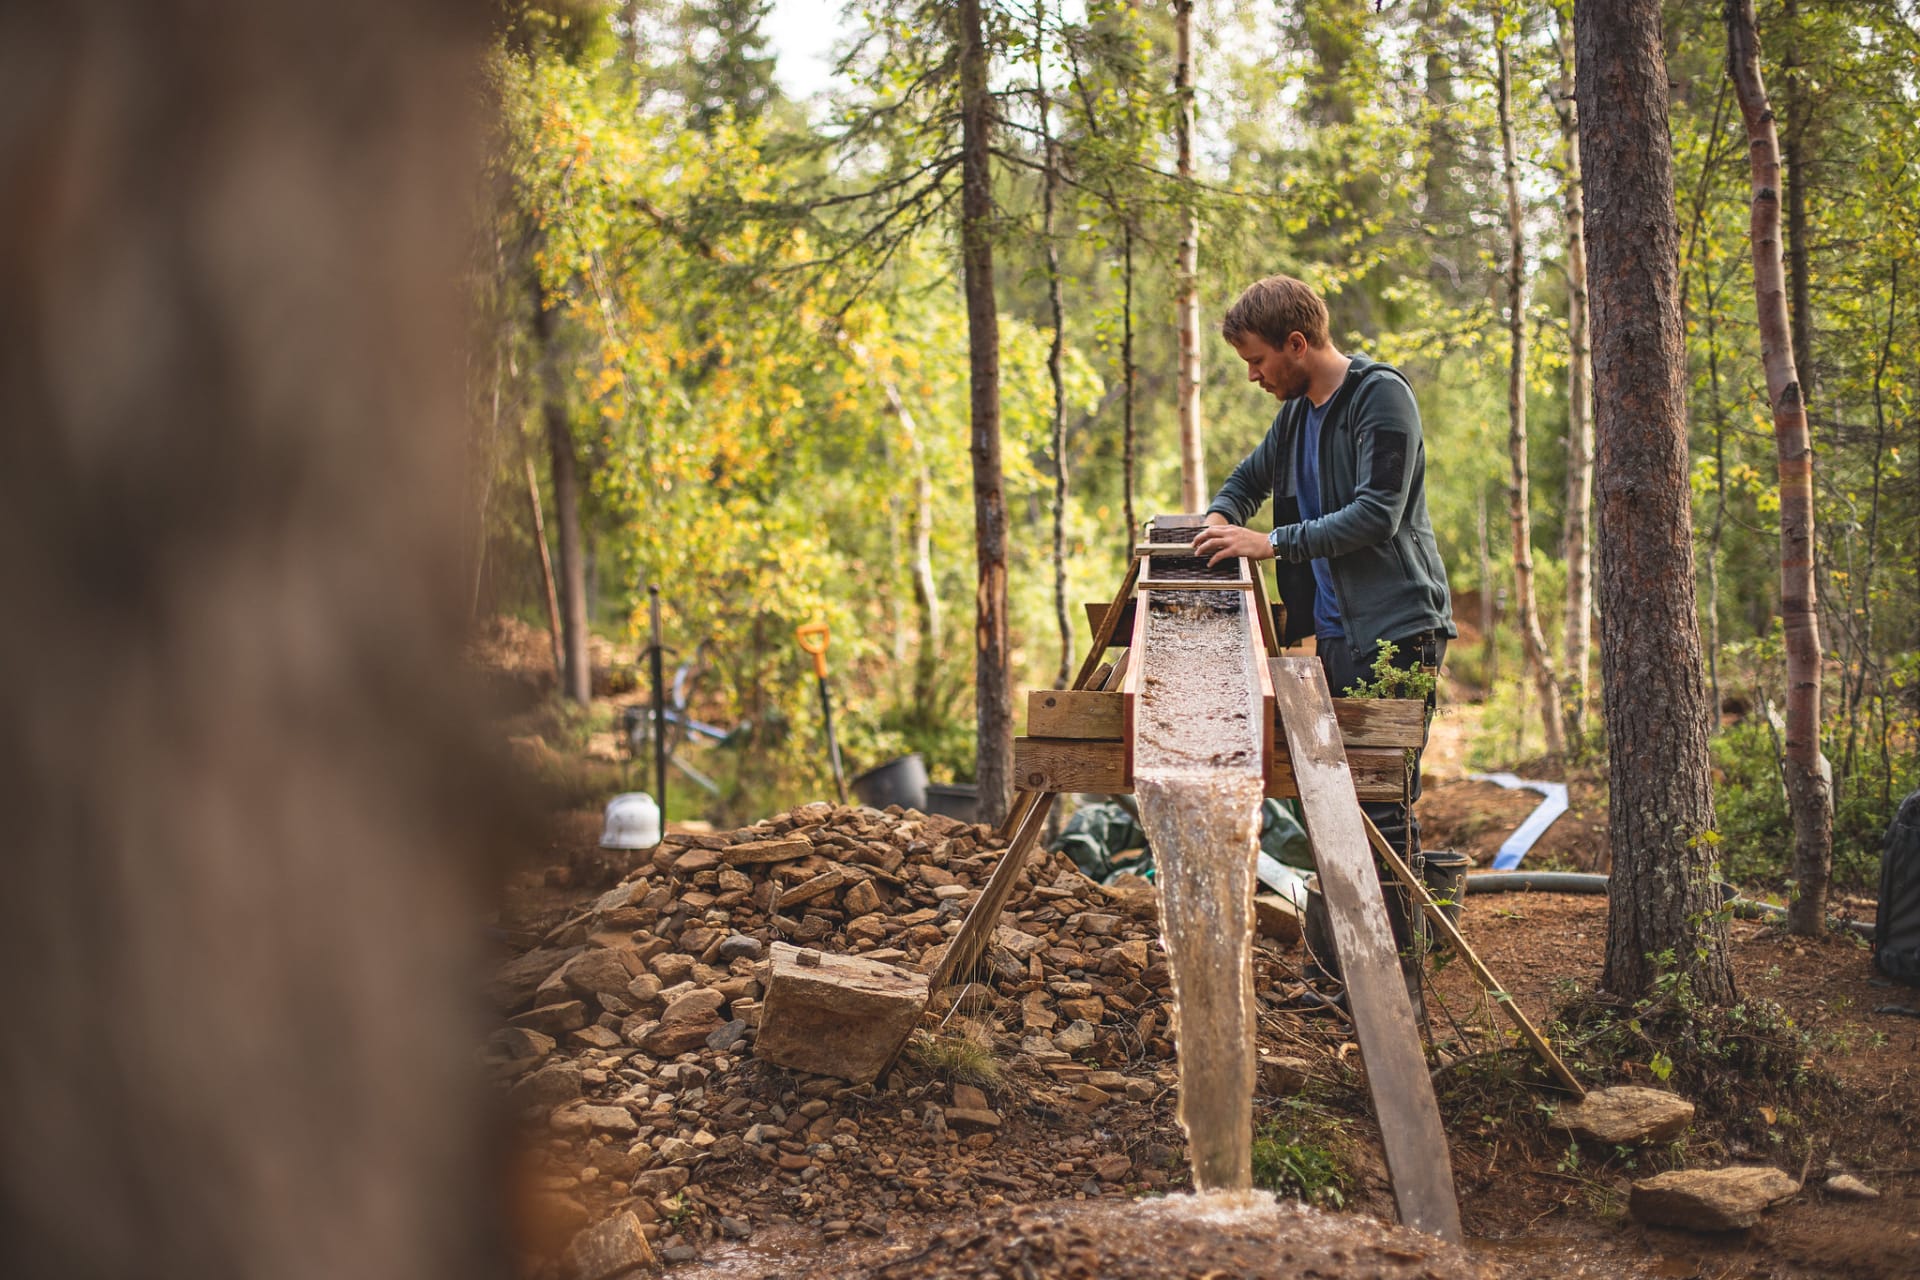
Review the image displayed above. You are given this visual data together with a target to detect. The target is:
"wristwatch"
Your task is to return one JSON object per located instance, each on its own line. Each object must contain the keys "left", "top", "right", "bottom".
{"left": 1267, "top": 526, "right": 1283, "bottom": 553}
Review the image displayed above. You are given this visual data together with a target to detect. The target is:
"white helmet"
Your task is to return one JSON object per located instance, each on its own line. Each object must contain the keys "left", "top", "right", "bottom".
{"left": 599, "top": 792, "right": 661, "bottom": 850}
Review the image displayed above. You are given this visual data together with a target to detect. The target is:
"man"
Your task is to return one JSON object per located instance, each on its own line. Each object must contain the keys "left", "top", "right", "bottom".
{"left": 1191, "top": 274, "right": 1454, "bottom": 992}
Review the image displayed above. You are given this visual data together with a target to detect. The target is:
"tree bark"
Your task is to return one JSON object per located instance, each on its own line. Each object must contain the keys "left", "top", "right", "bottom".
{"left": 1551, "top": 8, "right": 1594, "bottom": 750}
{"left": 1174, "top": 0, "right": 1204, "bottom": 512}
{"left": 1122, "top": 222, "right": 1138, "bottom": 546}
{"left": 958, "top": 0, "right": 1012, "bottom": 825}
{"left": 1037, "top": 0, "right": 1071, "bottom": 690}
{"left": 1726, "top": 0, "right": 1833, "bottom": 936}
{"left": 533, "top": 280, "right": 591, "bottom": 706}
{"left": 884, "top": 382, "right": 941, "bottom": 714}
{"left": 0, "top": 1, "right": 500, "bottom": 1276}
{"left": 1577, "top": 0, "right": 1736, "bottom": 1003}
{"left": 1496, "top": 38, "right": 1567, "bottom": 758}
{"left": 1781, "top": 0, "right": 1814, "bottom": 403}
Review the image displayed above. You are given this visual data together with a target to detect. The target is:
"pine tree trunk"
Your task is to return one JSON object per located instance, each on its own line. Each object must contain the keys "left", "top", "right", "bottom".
{"left": 1551, "top": 9, "right": 1594, "bottom": 750}
{"left": 1174, "top": 0, "right": 1204, "bottom": 512}
{"left": 523, "top": 447, "right": 566, "bottom": 682}
{"left": 534, "top": 279, "right": 591, "bottom": 706}
{"left": 1122, "top": 222, "right": 1138, "bottom": 545}
{"left": 1726, "top": 0, "right": 1833, "bottom": 936}
{"left": 1037, "top": 0, "right": 1071, "bottom": 690}
{"left": 1577, "top": 0, "right": 1736, "bottom": 1003}
{"left": 958, "top": 0, "right": 1012, "bottom": 825}
{"left": 1496, "top": 39, "right": 1567, "bottom": 758}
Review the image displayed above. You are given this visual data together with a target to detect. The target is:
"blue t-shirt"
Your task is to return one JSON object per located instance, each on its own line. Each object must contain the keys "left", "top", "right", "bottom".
{"left": 1296, "top": 395, "right": 1343, "bottom": 640}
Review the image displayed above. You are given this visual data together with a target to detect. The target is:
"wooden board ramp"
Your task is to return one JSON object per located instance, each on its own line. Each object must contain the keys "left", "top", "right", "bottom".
{"left": 1271, "top": 655, "right": 1463, "bottom": 1242}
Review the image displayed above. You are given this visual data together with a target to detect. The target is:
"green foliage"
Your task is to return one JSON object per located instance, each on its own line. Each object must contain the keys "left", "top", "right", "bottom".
{"left": 1250, "top": 1101, "right": 1352, "bottom": 1208}
{"left": 1344, "top": 639, "right": 1438, "bottom": 704}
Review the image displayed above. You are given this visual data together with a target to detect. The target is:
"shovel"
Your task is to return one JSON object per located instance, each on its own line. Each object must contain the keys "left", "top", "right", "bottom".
{"left": 795, "top": 622, "right": 848, "bottom": 803}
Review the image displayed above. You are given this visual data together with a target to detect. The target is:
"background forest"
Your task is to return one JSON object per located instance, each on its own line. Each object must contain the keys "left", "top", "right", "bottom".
{"left": 471, "top": 0, "right": 1918, "bottom": 896}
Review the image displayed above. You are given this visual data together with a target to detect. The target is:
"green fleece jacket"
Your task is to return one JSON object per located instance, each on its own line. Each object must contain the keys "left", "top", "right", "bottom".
{"left": 1206, "top": 355, "right": 1455, "bottom": 651}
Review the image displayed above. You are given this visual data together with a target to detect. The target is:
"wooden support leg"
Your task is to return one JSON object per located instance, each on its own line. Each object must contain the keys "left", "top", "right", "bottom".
{"left": 931, "top": 792, "right": 1057, "bottom": 992}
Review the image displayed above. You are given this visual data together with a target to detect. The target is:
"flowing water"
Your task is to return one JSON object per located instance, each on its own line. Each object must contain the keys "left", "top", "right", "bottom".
{"left": 1132, "top": 589, "right": 1268, "bottom": 1193}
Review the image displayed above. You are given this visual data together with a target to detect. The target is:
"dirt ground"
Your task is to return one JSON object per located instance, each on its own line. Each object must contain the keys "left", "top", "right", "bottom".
{"left": 489, "top": 692, "right": 1918, "bottom": 1280}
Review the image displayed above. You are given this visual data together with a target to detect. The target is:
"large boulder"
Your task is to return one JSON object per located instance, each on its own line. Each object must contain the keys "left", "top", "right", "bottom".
{"left": 1629, "top": 1166, "right": 1798, "bottom": 1231}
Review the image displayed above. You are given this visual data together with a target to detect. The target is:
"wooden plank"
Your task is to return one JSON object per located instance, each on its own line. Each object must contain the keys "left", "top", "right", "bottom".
{"left": 1014, "top": 737, "right": 1129, "bottom": 793}
{"left": 928, "top": 792, "right": 1057, "bottom": 992}
{"left": 1084, "top": 599, "right": 1135, "bottom": 645}
{"left": 1361, "top": 813, "right": 1586, "bottom": 1098}
{"left": 1265, "top": 660, "right": 1429, "bottom": 748}
{"left": 1027, "top": 689, "right": 1124, "bottom": 739}
{"left": 1100, "top": 648, "right": 1131, "bottom": 691}
{"left": 1271, "top": 655, "right": 1462, "bottom": 1243}
{"left": 1137, "top": 577, "right": 1257, "bottom": 591}
{"left": 1267, "top": 748, "right": 1408, "bottom": 802}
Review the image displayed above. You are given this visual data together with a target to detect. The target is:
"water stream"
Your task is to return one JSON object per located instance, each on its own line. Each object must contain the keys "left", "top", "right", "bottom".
{"left": 1132, "top": 590, "right": 1267, "bottom": 1193}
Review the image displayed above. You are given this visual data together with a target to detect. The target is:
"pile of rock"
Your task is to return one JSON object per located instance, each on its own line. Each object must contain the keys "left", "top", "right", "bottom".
{"left": 489, "top": 801, "right": 1309, "bottom": 1275}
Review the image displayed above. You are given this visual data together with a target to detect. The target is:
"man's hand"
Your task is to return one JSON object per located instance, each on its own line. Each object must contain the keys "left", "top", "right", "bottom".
{"left": 1191, "top": 522, "right": 1274, "bottom": 567}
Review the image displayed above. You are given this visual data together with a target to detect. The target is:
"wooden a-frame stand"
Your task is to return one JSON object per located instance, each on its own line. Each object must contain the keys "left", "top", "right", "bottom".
{"left": 931, "top": 519, "right": 1584, "bottom": 1243}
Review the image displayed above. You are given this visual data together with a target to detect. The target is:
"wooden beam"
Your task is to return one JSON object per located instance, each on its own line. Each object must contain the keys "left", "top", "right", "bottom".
{"left": 1013, "top": 737, "right": 1129, "bottom": 793}
{"left": 1271, "top": 655, "right": 1462, "bottom": 1243}
{"left": 1027, "top": 689, "right": 1124, "bottom": 739}
{"left": 1137, "top": 577, "right": 1258, "bottom": 591}
{"left": 929, "top": 793, "right": 1057, "bottom": 992}
{"left": 1330, "top": 699, "right": 1429, "bottom": 749}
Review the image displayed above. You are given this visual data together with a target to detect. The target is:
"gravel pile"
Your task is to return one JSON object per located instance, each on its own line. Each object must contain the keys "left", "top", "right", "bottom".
{"left": 488, "top": 801, "right": 1331, "bottom": 1276}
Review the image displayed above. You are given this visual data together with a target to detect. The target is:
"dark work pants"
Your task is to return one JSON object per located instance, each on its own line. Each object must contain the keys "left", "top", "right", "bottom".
{"left": 1315, "top": 632, "right": 1446, "bottom": 977}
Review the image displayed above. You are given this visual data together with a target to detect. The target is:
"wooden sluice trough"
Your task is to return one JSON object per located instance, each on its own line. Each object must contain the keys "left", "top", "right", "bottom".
{"left": 933, "top": 515, "right": 1465, "bottom": 1241}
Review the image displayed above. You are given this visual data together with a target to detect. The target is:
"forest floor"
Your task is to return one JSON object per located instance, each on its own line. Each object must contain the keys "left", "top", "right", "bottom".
{"left": 486, "top": 683, "right": 1919, "bottom": 1280}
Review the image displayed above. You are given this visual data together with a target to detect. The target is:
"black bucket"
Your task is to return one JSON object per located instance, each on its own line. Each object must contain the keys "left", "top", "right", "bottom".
{"left": 850, "top": 753, "right": 928, "bottom": 811}
{"left": 923, "top": 782, "right": 979, "bottom": 823}
{"left": 1420, "top": 849, "right": 1470, "bottom": 934}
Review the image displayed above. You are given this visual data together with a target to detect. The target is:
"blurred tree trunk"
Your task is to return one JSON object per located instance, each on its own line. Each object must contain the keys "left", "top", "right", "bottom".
{"left": 885, "top": 380, "right": 942, "bottom": 715}
{"left": 958, "top": 0, "right": 1012, "bottom": 824}
{"left": 533, "top": 276, "right": 591, "bottom": 706}
{"left": 1577, "top": 0, "right": 1736, "bottom": 1002}
{"left": 1727, "top": 0, "right": 1833, "bottom": 936}
{"left": 0, "top": 2, "right": 503, "bottom": 1277}
{"left": 1174, "top": 0, "right": 1204, "bottom": 512}
{"left": 1496, "top": 35, "right": 1567, "bottom": 758}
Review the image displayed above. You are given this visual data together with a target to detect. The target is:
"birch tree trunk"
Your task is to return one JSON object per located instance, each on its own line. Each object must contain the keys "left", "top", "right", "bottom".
{"left": 883, "top": 381, "right": 941, "bottom": 714}
{"left": 1726, "top": 0, "right": 1833, "bottom": 936}
{"left": 1174, "top": 0, "right": 1204, "bottom": 512}
{"left": 1037, "top": 0, "right": 1072, "bottom": 689}
{"left": 958, "top": 0, "right": 1013, "bottom": 824}
{"left": 1496, "top": 37, "right": 1567, "bottom": 758}
{"left": 1578, "top": 0, "right": 1736, "bottom": 1003}
{"left": 523, "top": 447, "right": 566, "bottom": 682}
{"left": 1551, "top": 7, "right": 1594, "bottom": 750}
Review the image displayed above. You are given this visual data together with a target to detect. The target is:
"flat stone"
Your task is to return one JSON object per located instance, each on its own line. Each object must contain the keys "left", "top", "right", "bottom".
{"left": 642, "top": 1017, "right": 724, "bottom": 1057}
{"left": 632, "top": 1166, "right": 689, "bottom": 1197}
{"left": 944, "top": 1107, "right": 1002, "bottom": 1130}
{"left": 510, "top": 1000, "right": 589, "bottom": 1038}
{"left": 510, "top": 1062, "right": 582, "bottom": 1111}
{"left": 843, "top": 880, "right": 881, "bottom": 916}
{"left": 953, "top": 1083, "right": 990, "bottom": 1111}
{"left": 563, "top": 948, "right": 641, "bottom": 998}
{"left": 661, "top": 988, "right": 725, "bottom": 1025}
{"left": 754, "top": 942, "right": 927, "bottom": 1083}
{"left": 577, "top": 1105, "right": 639, "bottom": 1135}
{"left": 488, "top": 1026, "right": 556, "bottom": 1064}
{"left": 488, "top": 946, "right": 581, "bottom": 1012}
{"left": 1823, "top": 1173, "right": 1879, "bottom": 1200}
{"left": 570, "top": 1025, "right": 625, "bottom": 1051}
{"left": 566, "top": 1211, "right": 656, "bottom": 1280}
{"left": 1254, "top": 894, "right": 1303, "bottom": 943}
{"left": 724, "top": 837, "right": 813, "bottom": 866}
{"left": 1053, "top": 1020, "right": 1097, "bottom": 1054}
{"left": 1553, "top": 1086, "right": 1695, "bottom": 1145}
{"left": 1629, "top": 1166, "right": 1798, "bottom": 1231}
{"left": 1092, "top": 1153, "right": 1132, "bottom": 1182}
{"left": 706, "top": 1018, "right": 749, "bottom": 1051}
